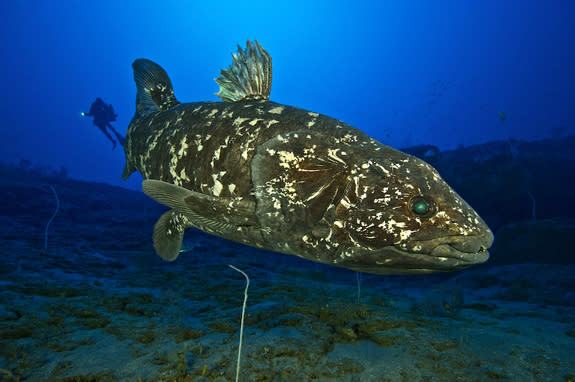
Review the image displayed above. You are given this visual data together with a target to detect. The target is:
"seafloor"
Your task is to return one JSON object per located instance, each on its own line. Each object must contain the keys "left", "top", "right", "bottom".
{"left": 1, "top": 137, "right": 574, "bottom": 381}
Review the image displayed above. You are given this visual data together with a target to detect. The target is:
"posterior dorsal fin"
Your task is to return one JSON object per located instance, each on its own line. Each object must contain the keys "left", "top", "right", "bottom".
{"left": 132, "top": 59, "right": 180, "bottom": 114}
{"left": 215, "top": 40, "right": 272, "bottom": 102}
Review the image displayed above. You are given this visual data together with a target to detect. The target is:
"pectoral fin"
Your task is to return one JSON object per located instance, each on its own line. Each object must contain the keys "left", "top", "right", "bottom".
{"left": 152, "top": 210, "right": 189, "bottom": 261}
{"left": 143, "top": 179, "right": 259, "bottom": 249}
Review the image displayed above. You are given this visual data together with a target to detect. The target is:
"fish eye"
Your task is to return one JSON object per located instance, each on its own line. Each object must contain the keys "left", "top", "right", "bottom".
{"left": 409, "top": 196, "right": 435, "bottom": 217}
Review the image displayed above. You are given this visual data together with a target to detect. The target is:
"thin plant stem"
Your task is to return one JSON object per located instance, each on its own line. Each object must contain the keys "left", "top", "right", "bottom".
{"left": 43, "top": 185, "right": 60, "bottom": 253}
{"left": 229, "top": 265, "right": 249, "bottom": 382}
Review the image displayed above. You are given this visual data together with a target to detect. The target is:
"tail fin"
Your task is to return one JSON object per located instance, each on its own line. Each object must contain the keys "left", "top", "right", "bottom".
{"left": 132, "top": 59, "right": 180, "bottom": 116}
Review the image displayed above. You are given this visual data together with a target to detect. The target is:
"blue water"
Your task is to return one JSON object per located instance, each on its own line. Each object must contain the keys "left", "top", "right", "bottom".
{"left": 1, "top": 1, "right": 574, "bottom": 188}
{"left": 0, "top": 1, "right": 574, "bottom": 381}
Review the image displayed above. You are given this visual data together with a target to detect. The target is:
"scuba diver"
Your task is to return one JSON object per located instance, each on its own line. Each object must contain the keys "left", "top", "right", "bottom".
{"left": 82, "top": 98, "right": 125, "bottom": 149}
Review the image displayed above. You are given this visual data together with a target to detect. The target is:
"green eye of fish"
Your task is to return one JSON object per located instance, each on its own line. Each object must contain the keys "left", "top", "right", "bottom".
{"left": 410, "top": 196, "right": 434, "bottom": 217}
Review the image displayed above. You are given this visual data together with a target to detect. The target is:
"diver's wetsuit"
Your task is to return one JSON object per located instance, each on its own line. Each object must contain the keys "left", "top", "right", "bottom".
{"left": 84, "top": 98, "right": 125, "bottom": 149}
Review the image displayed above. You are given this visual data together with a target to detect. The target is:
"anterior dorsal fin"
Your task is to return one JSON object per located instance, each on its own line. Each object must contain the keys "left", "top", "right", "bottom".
{"left": 215, "top": 40, "right": 272, "bottom": 102}
{"left": 132, "top": 59, "right": 180, "bottom": 114}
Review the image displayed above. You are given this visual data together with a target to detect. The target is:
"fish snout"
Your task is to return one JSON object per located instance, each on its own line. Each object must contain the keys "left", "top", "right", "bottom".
{"left": 430, "top": 229, "right": 494, "bottom": 265}
{"left": 449, "top": 230, "right": 494, "bottom": 255}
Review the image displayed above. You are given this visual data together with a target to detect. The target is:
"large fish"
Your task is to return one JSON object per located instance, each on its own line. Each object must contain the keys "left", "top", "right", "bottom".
{"left": 123, "top": 40, "right": 493, "bottom": 274}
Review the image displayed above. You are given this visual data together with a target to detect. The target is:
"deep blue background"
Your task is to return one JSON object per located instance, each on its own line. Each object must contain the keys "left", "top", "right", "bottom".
{"left": 1, "top": 1, "right": 573, "bottom": 189}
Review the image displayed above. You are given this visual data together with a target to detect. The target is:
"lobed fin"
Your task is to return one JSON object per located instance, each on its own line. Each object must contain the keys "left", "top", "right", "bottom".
{"left": 132, "top": 59, "right": 180, "bottom": 114}
{"left": 152, "top": 210, "right": 186, "bottom": 261}
{"left": 142, "top": 180, "right": 258, "bottom": 260}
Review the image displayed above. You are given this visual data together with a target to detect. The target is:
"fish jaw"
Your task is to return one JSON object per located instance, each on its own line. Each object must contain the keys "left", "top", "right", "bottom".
{"left": 334, "top": 230, "right": 493, "bottom": 275}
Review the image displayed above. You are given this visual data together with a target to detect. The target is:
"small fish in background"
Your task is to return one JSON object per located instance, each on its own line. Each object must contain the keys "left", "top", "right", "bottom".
{"left": 122, "top": 40, "right": 493, "bottom": 275}
{"left": 498, "top": 111, "right": 506, "bottom": 122}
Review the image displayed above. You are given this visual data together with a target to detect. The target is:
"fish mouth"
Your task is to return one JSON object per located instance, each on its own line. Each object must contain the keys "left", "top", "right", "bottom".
{"left": 425, "top": 234, "right": 492, "bottom": 264}
{"left": 337, "top": 231, "right": 493, "bottom": 275}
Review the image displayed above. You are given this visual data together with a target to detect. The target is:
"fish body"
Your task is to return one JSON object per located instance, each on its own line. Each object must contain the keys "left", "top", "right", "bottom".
{"left": 123, "top": 40, "right": 493, "bottom": 274}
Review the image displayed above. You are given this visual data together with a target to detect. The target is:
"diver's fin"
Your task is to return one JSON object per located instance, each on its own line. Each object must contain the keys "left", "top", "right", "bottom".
{"left": 132, "top": 59, "right": 180, "bottom": 114}
{"left": 142, "top": 179, "right": 256, "bottom": 235}
{"left": 107, "top": 124, "right": 125, "bottom": 147}
{"left": 152, "top": 210, "right": 187, "bottom": 261}
{"left": 215, "top": 40, "right": 272, "bottom": 102}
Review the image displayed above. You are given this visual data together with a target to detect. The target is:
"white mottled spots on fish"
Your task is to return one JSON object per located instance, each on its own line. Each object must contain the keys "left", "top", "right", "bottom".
{"left": 303, "top": 146, "right": 316, "bottom": 155}
{"left": 327, "top": 148, "right": 347, "bottom": 165}
{"left": 211, "top": 147, "right": 221, "bottom": 168}
{"left": 434, "top": 211, "right": 450, "bottom": 220}
{"left": 277, "top": 150, "right": 298, "bottom": 169}
{"left": 266, "top": 120, "right": 279, "bottom": 128}
{"left": 373, "top": 196, "right": 392, "bottom": 205}
{"left": 169, "top": 162, "right": 181, "bottom": 186}
{"left": 307, "top": 120, "right": 315, "bottom": 127}
{"left": 374, "top": 163, "right": 390, "bottom": 176}
{"left": 396, "top": 229, "right": 416, "bottom": 242}
{"left": 249, "top": 118, "right": 263, "bottom": 126}
{"left": 211, "top": 174, "right": 223, "bottom": 196}
{"left": 301, "top": 234, "right": 322, "bottom": 249}
{"left": 352, "top": 176, "right": 361, "bottom": 198}
{"left": 180, "top": 168, "right": 190, "bottom": 182}
{"left": 377, "top": 219, "right": 410, "bottom": 237}
{"left": 268, "top": 106, "right": 284, "bottom": 114}
{"left": 177, "top": 136, "right": 189, "bottom": 158}
{"left": 339, "top": 197, "right": 351, "bottom": 209}
{"left": 220, "top": 109, "right": 234, "bottom": 118}
{"left": 237, "top": 126, "right": 260, "bottom": 161}
{"left": 308, "top": 112, "right": 319, "bottom": 117}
